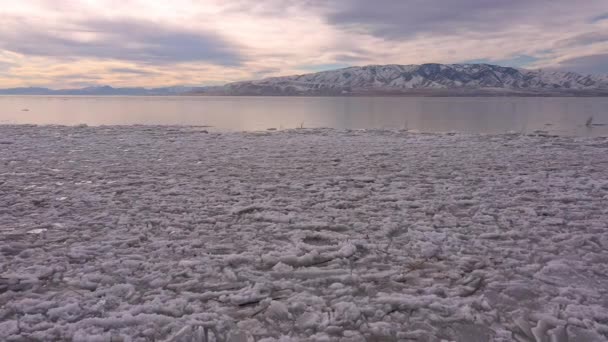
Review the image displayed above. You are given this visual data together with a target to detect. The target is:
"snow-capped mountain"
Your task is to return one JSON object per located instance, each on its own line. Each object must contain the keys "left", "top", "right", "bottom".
{"left": 3, "top": 64, "right": 607, "bottom": 96}
{"left": 222, "top": 63, "right": 608, "bottom": 96}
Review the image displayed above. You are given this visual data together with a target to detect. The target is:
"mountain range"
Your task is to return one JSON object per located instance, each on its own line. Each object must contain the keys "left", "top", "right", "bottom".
{"left": 2, "top": 64, "right": 608, "bottom": 96}
{"left": 219, "top": 64, "right": 608, "bottom": 96}
{"left": 0, "top": 85, "right": 215, "bottom": 96}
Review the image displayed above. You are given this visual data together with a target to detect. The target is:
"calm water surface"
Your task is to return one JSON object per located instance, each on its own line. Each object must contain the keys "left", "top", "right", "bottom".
{"left": 1, "top": 96, "right": 607, "bottom": 136}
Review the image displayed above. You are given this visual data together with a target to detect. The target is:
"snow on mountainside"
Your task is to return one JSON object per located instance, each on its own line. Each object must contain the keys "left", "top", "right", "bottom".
{"left": 2, "top": 64, "right": 607, "bottom": 96}
{"left": 223, "top": 63, "right": 608, "bottom": 96}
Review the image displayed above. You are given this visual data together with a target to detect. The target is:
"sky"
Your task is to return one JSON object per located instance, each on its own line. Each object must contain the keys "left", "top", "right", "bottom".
{"left": 0, "top": 0, "right": 607, "bottom": 88}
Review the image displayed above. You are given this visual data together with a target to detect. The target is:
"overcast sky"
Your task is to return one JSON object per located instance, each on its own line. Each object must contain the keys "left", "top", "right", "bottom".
{"left": 1, "top": 0, "right": 607, "bottom": 88}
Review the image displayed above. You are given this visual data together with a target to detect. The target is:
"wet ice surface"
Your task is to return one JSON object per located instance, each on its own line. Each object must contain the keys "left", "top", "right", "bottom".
{"left": 1, "top": 125, "right": 608, "bottom": 342}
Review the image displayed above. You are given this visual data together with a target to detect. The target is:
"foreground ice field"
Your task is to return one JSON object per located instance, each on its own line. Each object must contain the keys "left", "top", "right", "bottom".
{"left": 1, "top": 126, "right": 608, "bottom": 342}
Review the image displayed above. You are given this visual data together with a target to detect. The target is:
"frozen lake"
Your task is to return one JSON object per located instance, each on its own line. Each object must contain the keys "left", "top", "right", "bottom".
{"left": 1, "top": 95, "right": 608, "bottom": 136}
{"left": 2, "top": 125, "right": 608, "bottom": 341}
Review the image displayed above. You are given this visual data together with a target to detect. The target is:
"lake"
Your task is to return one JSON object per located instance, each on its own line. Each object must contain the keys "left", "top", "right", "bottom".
{"left": 1, "top": 96, "right": 607, "bottom": 136}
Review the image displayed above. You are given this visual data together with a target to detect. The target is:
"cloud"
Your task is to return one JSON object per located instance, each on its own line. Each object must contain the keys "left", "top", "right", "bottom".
{"left": 324, "top": 0, "right": 532, "bottom": 38}
{"left": 298, "top": 63, "right": 352, "bottom": 72}
{"left": 250, "top": 67, "right": 282, "bottom": 78}
{"left": 0, "top": 61, "right": 14, "bottom": 73}
{"left": 0, "top": 17, "right": 244, "bottom": 65}
{"left": 1, "top": 0, "right": 607, "bottom": 87}
{"left": 323, "top": 0, "right": 607, "bottom": 39}
{"left": 43, "top": 73, "right": 108, "bottom": 88}
{"left": 331, "top": 53, "right": 369, "bottom": 63}
{"left": 553, "top": 54, "right": 608, "bottom": 74}
{"left": 555, "top": 32, "right": 608, "bottom": 48}
{"left": 109, "top": 67, "right": 158, "bottom": 75}
{"left": 590, "top": 13, "right": 608, "bottom": 23}
{"left": 462, "top": 55, "right": 540, "bottom": 69}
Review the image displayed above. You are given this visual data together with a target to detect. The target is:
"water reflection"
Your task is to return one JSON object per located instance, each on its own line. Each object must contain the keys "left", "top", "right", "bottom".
{"left": 1, "top": 96, "right": 607, "bottom": 136}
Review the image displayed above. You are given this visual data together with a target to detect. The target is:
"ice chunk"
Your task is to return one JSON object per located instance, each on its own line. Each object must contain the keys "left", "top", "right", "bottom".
{"left": 27, "top": 228, "right": 47, "bottom": 234}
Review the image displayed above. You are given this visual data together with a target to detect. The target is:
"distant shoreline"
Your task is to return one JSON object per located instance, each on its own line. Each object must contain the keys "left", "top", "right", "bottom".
{"left": 3, "top": 63, "right": 608, "bottom": 97}
{"left": 2, "top": 92, "right": 608, "bottom": 97}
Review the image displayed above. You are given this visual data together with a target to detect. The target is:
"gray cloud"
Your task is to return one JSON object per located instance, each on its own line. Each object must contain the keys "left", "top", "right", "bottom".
{"left": 554, "top": 54, "right": 608, "bottom": 74}
{"left": 318, "top": 0, "right": 608, "bottom": 74}
{"left": 251, "top": 67, "right": 282, "bottom": 78}
{"left": 331, "top": 53, "right": 369, "bottom": 63}
{"left": 590, "top": 13, "right": 608, "bottom": 23}
{"left": 322, "top": 0, "right": 597, "bottom": 39}
{"left": 109, "top": 67, "right": 158, "bottom": 75}
{"left": 555, "top": 32, "right": 608, "bottom": 48}
{"left": 2, "top": 0, "right": 608, "bottom": 83}
{"left": 0, "top": 18, "right": 244, "bottom": 65}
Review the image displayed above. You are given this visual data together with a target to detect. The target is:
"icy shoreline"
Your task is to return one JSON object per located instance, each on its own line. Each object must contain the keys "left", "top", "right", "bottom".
{"left": 1, "top": 125, "right": 608, "bottom": 341}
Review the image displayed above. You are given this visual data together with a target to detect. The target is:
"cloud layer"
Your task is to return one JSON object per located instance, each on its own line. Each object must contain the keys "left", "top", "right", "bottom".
{"left": 1, "top": 18, "right": 243, "bottom": 65}
{"left": 0, "top": 0, "right": 606, "bottom": 88}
